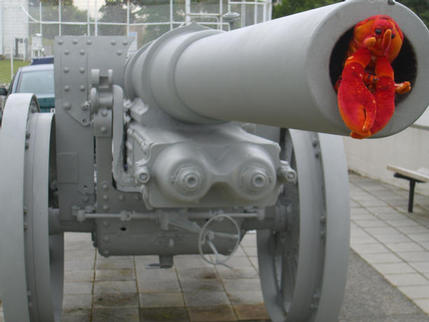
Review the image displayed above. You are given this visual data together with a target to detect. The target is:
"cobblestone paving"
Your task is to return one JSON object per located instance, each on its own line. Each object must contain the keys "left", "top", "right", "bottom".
{"left": 1, "top": 173, "right": 429, "bottom": 321}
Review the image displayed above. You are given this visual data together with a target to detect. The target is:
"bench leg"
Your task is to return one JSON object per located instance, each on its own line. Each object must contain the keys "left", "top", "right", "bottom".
{"left": 408, "top": 180, "right": 416, "bottom": 213}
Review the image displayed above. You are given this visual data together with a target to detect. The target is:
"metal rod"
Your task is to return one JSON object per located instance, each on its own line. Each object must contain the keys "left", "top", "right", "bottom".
{"left": 126, "top": 0, "right": 130, "bottom": 35}
{"left": 76, "top": 211, "right": 262, "bottom": 221}
{"left": 185, "top": 0, "right": 191, "bottom": 24}
{"left": 28, "top": 20, "right": 230, "bottom": 28}
{"left": 263, "top": 1, "right": 267, "bottom": 22}
{"left": 219, "top": 0, "right": 223, "bottom": 30}
{"left": 408, "top": 180, "right": 416, "bottom": 213}
{"left": 229, "top": 1, "right": 267, "bottom": 5}
{"left": 241, "top": 1, "right": 246, "bottom": 27}
{"left": 58, "top": 0, "right": 62, "bottom": 36}
{"left": 95, "top": 0, "right": 98, "bottom": 36}
{"left": 170, "top": 0, "right": 173, "bottom": 30}
{"left": 87, "top": 0, "right": 90, "bottom": 36}
{"left": 254, "top": 0, "right": 258, "bottom": 24}
{"left": 10, "top": 38, "right": 13, "bottom": 80}
{"left": 39, "top": 2, "right": 43, "bottom": 36}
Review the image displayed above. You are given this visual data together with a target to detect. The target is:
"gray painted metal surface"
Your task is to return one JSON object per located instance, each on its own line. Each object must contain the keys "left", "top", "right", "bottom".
{"left": 0, "top": 96, "right": 63, "bottom": 322}
{"left": 125, "top": 0, "right": 429, "bottom": 137}
{"left": 0, "top": 94, "right": 34, "bottom": 322}
{"left": 1, "top": 1, "right": 429, "bottom": 321}
{"left": 54, "top": 36, "right": 132, "bottom": 230}
{"left": 25, "top": 112, "right": 64, "bottom": 322}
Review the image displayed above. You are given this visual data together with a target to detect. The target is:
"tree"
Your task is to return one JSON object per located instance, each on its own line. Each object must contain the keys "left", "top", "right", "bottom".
{"left": 30, "top": 0, "right": 88, "bottom": 39}
{"left": 272, "top": 0, "right": 429, "bottom": 29}
{"left": 399, "top": 0, "right": 429, "bottom": 27}
{"left": 272, "top": 0, "right": 340, "bottom": 18}
{"left": 98, "top": 1, "right": 128, "bottom": 36}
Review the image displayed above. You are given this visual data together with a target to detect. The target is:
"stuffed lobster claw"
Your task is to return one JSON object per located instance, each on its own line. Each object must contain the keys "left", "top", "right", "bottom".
{"left": 337, "top": 15, "right": 411, "bottom": 139}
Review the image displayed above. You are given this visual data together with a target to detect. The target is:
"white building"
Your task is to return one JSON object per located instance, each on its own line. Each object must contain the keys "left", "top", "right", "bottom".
{"left": 0, "top": 0, "right": 29, "bottom": 58}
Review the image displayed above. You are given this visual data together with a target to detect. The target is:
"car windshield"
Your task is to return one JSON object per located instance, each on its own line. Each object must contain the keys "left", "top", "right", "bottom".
{"left": 17, "top": 70, "right": 54, "bottom": 96}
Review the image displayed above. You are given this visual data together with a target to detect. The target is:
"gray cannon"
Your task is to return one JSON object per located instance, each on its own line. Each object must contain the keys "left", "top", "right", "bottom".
{"left": 1, "top": 0, "right": 429, "bottom": 321}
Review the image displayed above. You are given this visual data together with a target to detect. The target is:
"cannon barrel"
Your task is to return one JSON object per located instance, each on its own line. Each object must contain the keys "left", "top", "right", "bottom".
{"left": 125, "top": 0, "right": 429, "bottom": 137}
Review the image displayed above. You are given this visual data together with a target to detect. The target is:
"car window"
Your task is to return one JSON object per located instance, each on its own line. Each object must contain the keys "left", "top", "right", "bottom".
{"left": 17, "top": 70, "right": 54, "bottom": 96}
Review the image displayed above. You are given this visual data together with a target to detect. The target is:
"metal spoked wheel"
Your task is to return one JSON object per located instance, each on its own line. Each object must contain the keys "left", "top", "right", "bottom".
{"left": 0, "top": 94, "right": 64, "bottom": 322}
{"left": 257, "top": 129, "right": 350, "bottom": 322}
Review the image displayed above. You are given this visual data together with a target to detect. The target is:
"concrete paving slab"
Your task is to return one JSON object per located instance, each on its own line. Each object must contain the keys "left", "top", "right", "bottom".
{"left": 63, "top": 294, "right": 92, "bottom": 312}
{"left": 64, "top": 270, "right": 94, "bottom": 282}
{"left": 187, "top": 305, "right": 236, "bottom": 321}
{"left": 139, "top": 293, "right": 185, "bottom": 308}
{"left": 140, "top": 307, "right": 189, "bottom": 321}
{"left": 410, "top": 262, "right": 429, "bottom": 273}
{"left": 359, "top": 252, "right": 402, "bottom": 264}
{"left": 227, "top": 290, "right": 264, "bottom": 305}
{"left": 62, "top": 310, "right": 91, "bottom": 322}
{"left": 93, "top": 292, "right": 139, "bottom": 308}
{"left": 351, "top": 242, "right": 390, "bottom": 254}
{"left": 422, "top": 242, "right": 429, "bottom": 250}
{"left": 184, "top": 291, "right": 230, "bottom": 307}
{"left": 398, "top": 285, "right": 429, "bottom": 300}
{"left": 384, "top": 273, "right": 429, "bottom": 287}
{"left": 95, "top": 268, "right": 135, "bottom": 281}
{"left": 136, "top": 269, "right": 181, "bottom": 293}
{"left": 92, "top": 307, "right": 139, "bottom": 322}
{"left": 94, "top": 280, "right": 137, "bottom": 295}
{"left": 408, "top": 233, "right": 429, "bottom": 243}
{"left": 233, "top": 304, "right": 270, "bottom": 320}
{"left": 396, "top": 251, "right": 429, "bottom": 262}
{"left": 415, "top": 299, "right": 429, "bottom": 314}
{"left": 385, "top": 242, "right": 425, "bottom": 252}
{"left": 63, "top": 281, "right": 93, "bottom": 295}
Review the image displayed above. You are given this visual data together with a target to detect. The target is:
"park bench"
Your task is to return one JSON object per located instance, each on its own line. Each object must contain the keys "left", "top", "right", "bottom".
{"left": 387, "top": 165, "right": 429, "bottom": 213}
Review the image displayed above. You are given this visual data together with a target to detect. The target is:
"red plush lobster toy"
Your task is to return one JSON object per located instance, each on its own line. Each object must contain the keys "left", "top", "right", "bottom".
{"left": 337, "top": 15, "right": 411, "bottom": 139}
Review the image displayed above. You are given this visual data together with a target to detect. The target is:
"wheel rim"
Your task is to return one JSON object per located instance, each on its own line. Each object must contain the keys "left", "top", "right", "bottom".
{"left": 257, "top": 129, "right": 350, "bottom": 322}
{"left": 0, "top": 94, "right": 64, "bottom": 322}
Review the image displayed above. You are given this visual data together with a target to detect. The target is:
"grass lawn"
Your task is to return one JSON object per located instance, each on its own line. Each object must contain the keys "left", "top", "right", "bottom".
{"left": 0, "top": 59, "right": 29, "bottom": 85}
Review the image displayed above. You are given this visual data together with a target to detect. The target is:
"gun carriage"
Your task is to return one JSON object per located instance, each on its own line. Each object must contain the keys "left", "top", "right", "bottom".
{"left": 1, "top": 0, "right": 429, "bottom": 321}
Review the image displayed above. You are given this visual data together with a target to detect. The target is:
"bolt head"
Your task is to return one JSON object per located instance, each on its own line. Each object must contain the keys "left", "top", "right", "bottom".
{"left": 136, "top": 167, "right": 151, "bottom": 184}
{"left": 175, "top": 167, "right": 203, "bottom": 193}
{"left": 241, "top": 166, "right": 270, "bottom": 192}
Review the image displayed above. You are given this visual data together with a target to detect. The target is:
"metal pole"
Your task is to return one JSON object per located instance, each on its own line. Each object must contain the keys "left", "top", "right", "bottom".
{"left": 58, "top": 0, "right": 62, "bottom": 36}
{"left": 39, "top": 2, "right": 43, "bottom": 36}
{"left": 169, "top": 0, "right": 173, "bottom": 30}
{"left": 241, "top": 2, "right": 246, "bottom": 27}
{"left": 219, "top": 0, "right": 223, "bottom": 30}
{"left": 10, "top": 38, "right": 13, "bottom": 80}
{"left": 261, "top": 1, "right": 268, "bottom": 22}
{"left": 126, "top": 0, "right": 130, "bottom": 36}
{"left": 254, "top": 1, "right": 258, "bottom": 24}
{"left": 95, "top": 0, "right": 98, "bottom": 36}
{"left": 185, "top": 0, "right": 191, "bottom": 24}
{"left": 87, "top": 0, "right": 90, "bottom": 35}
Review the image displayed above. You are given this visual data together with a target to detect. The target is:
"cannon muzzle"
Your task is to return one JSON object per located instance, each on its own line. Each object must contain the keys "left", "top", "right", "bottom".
{"left": 125, "top": 0, "right": 429, "bottom": 137}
